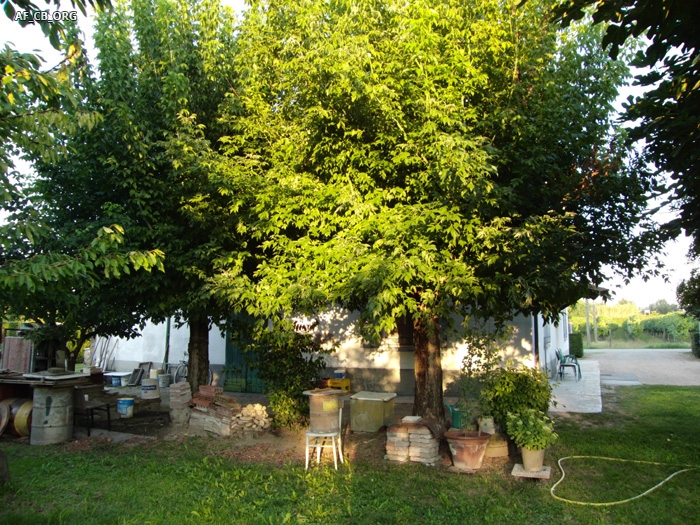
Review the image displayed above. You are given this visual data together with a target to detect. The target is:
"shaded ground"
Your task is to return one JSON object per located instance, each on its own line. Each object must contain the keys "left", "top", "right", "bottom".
{"left": 10, "top": 348, "right": 697, "bottom": 466}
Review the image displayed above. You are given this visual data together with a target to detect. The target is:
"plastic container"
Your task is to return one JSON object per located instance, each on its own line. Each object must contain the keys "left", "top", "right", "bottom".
{"left": 120, "top": 375, "right": 130, "bottom": 387}
{"left": 350, "top": 391, "right": 397, "bottom": 432}
{"left": 112, "top": 376, "right": 121, "bottom": 387}
{"left": 158, "top": 374, "right": 171, "bottom": 388}
{"left": 117, "top": 398, "right": 134, "bottom": 418}
{"left": 334, "top": 369, "right": 346, "bottom": 379}
{"left": 141, "top": 378, "right": 160, "bottom": 399}
{"left": 0, "top": 397, "right": 33, "bottom": 437}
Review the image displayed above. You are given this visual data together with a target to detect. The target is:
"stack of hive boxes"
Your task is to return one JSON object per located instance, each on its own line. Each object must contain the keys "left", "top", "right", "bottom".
{"left": 385, "top": 418, "right": 441, "bottom": 466}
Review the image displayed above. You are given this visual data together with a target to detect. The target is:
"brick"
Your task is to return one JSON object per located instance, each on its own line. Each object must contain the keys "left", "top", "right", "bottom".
{"left": 407, "top": 427, "right": 431, "bottom": 435}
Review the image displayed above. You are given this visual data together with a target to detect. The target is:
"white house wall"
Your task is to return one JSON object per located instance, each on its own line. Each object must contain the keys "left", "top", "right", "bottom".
{"left": 98, "top": 310, "right": 566, "bottom": 394}
{"left": 95, "top": 321, "right": 226, "bottom": 374}
{"left": 313, "top": 309, "right": 551, "bottom": 395}
{"left": 534, "top": 310, "right": 571, "bottom": 378}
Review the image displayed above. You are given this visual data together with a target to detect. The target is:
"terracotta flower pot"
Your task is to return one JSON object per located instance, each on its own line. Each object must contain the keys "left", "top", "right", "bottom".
{"left": 445, "top": 429, "right": 491, "bottom": 472}
{"left": 521, "top": 447, "right": 546, "bottom": 471}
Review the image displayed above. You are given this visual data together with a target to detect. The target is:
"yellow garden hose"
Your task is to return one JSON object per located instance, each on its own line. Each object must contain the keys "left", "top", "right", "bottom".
{"left": 550, "top": 455, "right": 699, "bottom": 506}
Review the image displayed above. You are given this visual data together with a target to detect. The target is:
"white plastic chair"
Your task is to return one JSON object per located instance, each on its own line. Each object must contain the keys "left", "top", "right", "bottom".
{"left": 305, "top": 405, "right": 344, "bottom": 470}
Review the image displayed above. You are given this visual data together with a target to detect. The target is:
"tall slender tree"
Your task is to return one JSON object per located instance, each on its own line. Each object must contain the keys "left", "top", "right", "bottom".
{"left": 31, "top": 0, "right": 242, "bottom": 389}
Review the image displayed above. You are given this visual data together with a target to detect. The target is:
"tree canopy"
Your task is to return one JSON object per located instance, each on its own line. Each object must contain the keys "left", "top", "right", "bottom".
{"left": 554, "top": 1, "right": 700, "bottom": 313}
{"left": 210, "top": 0, "right": 662, "bottom": 422}
{"left": 1, "top": 0, "right": 168, "bottom": 368}
{"left": 25, "top": 0, "right": 244, "bottom": 388}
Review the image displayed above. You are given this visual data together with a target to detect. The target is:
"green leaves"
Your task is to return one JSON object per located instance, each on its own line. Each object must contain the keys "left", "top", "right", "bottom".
{"left": 208, "top": 0, "right": 660, "bottom": 343}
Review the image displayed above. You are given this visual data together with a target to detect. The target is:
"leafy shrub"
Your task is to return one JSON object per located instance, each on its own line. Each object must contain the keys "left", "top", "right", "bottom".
{"left": 505, "top": 409, "right": 558, "bottom": 450}
{"left": 241, "top": 321, "right": 330, "bottom": 429}
{"left": 692, "top": 331, "right": 700, "bottom": 359}
{"left": 569, "top": 333, "right": 583, "bottom": 358}
{"left": 480, "top": 365, "right": 553, "bottom": 430}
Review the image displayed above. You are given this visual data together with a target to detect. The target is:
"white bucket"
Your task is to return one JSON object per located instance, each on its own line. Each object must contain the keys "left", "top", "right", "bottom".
{"left": 149, "top": 368, "right": 163, "bottom": 379}
{"left": 120, "top": 375, "right": 130, "bottom": 387}
{"left": 117, "top": 398, "right": 134, "bottom": 418}
{"left": 141, "top": 378, "right": 160, "bottom": 399}
{"left": 158, "top": 374, "right": 170, "bottom": 388}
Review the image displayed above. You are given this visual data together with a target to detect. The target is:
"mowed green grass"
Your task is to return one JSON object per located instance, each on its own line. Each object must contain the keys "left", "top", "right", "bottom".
{"left": 1, "top": 386, "right": 699, "bottom": 524}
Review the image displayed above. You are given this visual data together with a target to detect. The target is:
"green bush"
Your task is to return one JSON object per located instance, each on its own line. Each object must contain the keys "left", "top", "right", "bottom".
{"left": 692, "top": 332, "right": 700, "bottom": 359}
{"left": 241, "top": 321, "right": 330, "bottom": 429}
{"left": 569, "top": 333, "right": 584, "bottom": 358}
{"left": 480, "top": 365, "right": 553, "bottom": 430}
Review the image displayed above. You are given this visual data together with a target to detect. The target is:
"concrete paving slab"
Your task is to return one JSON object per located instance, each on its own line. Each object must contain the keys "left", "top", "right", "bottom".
{"left": 549, "top": 360, "right": 602, "bottom": 413}
{"left": 600, "top": 373, "right": 643, "bottom": 386}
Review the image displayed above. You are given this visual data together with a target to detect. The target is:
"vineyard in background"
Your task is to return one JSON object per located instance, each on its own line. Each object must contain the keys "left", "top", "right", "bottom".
{"left": 569, "top": 300, "right": 697, "bottom": 349}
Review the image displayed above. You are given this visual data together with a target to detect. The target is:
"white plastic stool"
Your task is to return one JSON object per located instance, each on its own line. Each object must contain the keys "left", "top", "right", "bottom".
{"left": 305, "top": 407, "right": 344, "bottom": 470}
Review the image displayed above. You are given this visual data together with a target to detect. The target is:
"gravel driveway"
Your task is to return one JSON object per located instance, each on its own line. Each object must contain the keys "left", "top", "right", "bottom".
{"left": 585, "top": 348, "right": 700, "bottom": 386}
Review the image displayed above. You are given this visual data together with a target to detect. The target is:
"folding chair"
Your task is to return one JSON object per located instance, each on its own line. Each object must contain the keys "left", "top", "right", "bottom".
{"left": 556, "top": 348, "right": 581, "bottom": 381}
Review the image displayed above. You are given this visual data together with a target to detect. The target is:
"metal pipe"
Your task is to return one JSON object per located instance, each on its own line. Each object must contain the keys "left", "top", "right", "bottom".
{"left": 162, "top": 317, "right": 171, "bottom": 372}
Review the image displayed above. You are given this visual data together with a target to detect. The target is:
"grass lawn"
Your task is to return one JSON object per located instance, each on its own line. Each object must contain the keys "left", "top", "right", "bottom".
{"left": 2, "top": 386, "right": 700, "bottom": 524}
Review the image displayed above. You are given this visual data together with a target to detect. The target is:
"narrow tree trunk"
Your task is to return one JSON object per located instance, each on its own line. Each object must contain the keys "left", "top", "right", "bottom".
{"left": 412, "top": 315, "right": 446, "bottom": 426}
{"left": 188, "top": 317, "right": 210, "bottom": 393}
{"left": 67, "top": 334, "right": 88, "bottom": 372}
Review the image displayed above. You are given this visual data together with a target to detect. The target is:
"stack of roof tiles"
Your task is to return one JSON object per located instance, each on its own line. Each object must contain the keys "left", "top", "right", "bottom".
{"left": 169, "top": 381, "right": 192, "bottom": 424}
{"left": 385, "top": 419, "right": 441, "bottom": 466}
{"left": 189, "top": 385, "right": 272, "bottom": 437}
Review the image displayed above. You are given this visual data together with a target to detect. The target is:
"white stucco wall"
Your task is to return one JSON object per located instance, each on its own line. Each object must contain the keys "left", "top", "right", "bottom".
{"left": 314, "top": 308, "right": 545, "bottom": 372}
{"left": 96, "top": 309, "right": 566, "bottom": 386}
{"left": 534, "top": 309, "right": 570, "bottom": 377}
{"left": 94, "top": 320, "right": 226, "bottom": 372}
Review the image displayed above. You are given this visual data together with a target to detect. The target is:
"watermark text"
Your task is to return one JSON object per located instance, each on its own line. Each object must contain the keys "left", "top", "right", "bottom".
{"left": 12, "top": 10, "right": 78, "bottom": 23}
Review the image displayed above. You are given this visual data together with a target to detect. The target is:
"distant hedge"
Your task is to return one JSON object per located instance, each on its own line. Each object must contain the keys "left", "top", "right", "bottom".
{"left": 692, "top": 332, "right": 700, "bottom": 359}
{"left": 569, "top": 333, "right": 584, "bottom": 358}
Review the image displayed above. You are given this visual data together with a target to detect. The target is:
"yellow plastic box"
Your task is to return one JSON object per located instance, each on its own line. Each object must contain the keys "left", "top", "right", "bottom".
{"left": 350, "top": 391, "right": 397, "bottom": 432}
{"left": 327, "top": 378, "right": 351, "bottom": 393}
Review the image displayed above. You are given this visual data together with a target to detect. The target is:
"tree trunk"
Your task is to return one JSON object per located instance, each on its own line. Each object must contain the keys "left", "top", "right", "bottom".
{"left": 66, "top": 334, "right": 89, "bottom": 372}
{"left": 188, "top": 317, "right": 210, "bottom": 393}
{"left": 412, "top": 315, "right": 446, "bottom": 426}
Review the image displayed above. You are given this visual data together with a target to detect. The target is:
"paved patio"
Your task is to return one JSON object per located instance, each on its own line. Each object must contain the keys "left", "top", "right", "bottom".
{"left": 549, "top": 359, "right": 602, "bottom": 414}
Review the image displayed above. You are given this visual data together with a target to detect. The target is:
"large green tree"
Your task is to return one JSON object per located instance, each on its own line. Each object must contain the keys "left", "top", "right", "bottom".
{"left": 1, "top": 0, "right": 167, "bottom": 366}
{"left": 212, "top": 0, "right": 661, "bottom": 423}
{"left": 1, "top": 1, "right": 116, "bottom": 290}
{"left": 554, "top": 1, "right": 700, "bottom": 315}
{"left": 556, "top": 1, "right": 698, "bottom": 244}
{"left": 29, "top": 0, "right": 242, "bottom": 389}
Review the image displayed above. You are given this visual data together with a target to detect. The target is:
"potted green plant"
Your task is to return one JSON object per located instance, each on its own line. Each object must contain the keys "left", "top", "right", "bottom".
{"left": 480, "top": 364, "right": 554, "bottom": 431}
{"left": 505, "top": 408, "right": 558, "bottom": 471}
{"left": 444, "top": 333, "right": 500, "bottom": 471}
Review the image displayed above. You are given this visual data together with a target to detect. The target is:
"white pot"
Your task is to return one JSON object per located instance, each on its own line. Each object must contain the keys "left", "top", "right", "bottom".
{"left": 521, "top": 447, "right": 546, "bottom": 471}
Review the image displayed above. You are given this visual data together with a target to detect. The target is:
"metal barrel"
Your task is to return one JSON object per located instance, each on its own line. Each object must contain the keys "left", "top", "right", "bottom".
{"left": 0, "top": 398, "right": 33, "bottom": 437}
{"left": 30, "top": 385, "right": 74, "bottom": 445}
